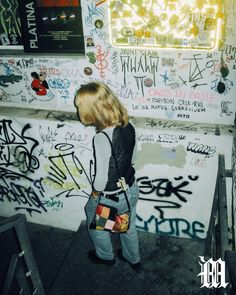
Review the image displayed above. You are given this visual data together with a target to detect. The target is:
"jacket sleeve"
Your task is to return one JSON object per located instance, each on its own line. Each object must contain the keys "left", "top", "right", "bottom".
{"left": 92, "top": 132, "right": 112, "bottom": 192}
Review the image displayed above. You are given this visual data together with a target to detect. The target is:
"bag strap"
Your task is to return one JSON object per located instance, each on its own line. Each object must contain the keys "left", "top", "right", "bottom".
{"left": 101, "top": 131, "right": 131, "bottom": 212}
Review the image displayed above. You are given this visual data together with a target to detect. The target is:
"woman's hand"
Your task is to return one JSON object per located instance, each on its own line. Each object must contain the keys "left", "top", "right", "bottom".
{"left": 91, "top": 190, "right": 101, "bottom": 199}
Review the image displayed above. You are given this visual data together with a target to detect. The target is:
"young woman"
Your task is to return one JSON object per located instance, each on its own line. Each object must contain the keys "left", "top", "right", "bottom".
{"left": 74, "top": 81, "right": 141, "bottom": 271}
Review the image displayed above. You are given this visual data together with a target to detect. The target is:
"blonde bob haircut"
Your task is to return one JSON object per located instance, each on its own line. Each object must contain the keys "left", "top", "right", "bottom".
{"left": 74, "top": 81, "right": 129, "bottom": 132}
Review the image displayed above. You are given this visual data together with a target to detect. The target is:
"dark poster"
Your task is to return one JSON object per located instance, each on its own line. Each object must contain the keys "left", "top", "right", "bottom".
{"left": 18, "top": 0, "right": 85, "bottom": 53}
{"left": 0, "top": 0, "right": 22, "bottom": 47}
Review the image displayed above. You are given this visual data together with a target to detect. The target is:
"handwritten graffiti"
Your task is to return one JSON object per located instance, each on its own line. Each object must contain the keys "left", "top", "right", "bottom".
{"left": 156, "top": 133, "right": 180, "bottom": 144}
{"left": 145, "top": 119, "right": 199, "bottom": 131}
{"left": 223, "top": 43, "right": 236, "bottom": 62}
{"left": 95, "top": 45, "right": 109, "bottom": 79}
{"left": 0, "top": 88, "right": 11, "bottom": 102}
{"left": 111, "top": 51, "right": 119, "bottom": 75}
{"left": 45, "top": 112, "right": 77, "bottom": 122}
{"left": 58, "top": 89, "right": 70, "bottom": 101}
{"left": 0, "top": 167, "right": 47, "bottom": 215}
{"left": 45, "top": 147, "right": 91, "bottom": 193}
{"left": 64, "top": 132, "right": 92, "bottom": 154}
{"left": 0, "top": 73, "right": 22, "bottom": 87}
{"left": 137, "top": 175, "right": 199, "bottom": 218}
{"left": 211, "top": 77, "right": 234, "bottom": 94}
{"left": 3, "top": 64, "right": 13, "bottom": 76}
{"left": 190, "top": 157, "right": 207, "bottom": 168}
{"left": 160, "top": 70, "right": 170, "bottom": 86}
{"left": 137, "top": 132, "right": 182, "bottom": 144}
{"left": 0, "top": 167, "right": 87, "bottom": 215}
{"left": 39, "top": 125, "right": 58, "bottom": 143}
{"left": 145, "top": 119, "right": 218, "bottom": 134}
{"left": 136, "top": 214, "right": 205, "bottom": 239}
{"left": 162, "top": 58, "right": 174, "bottom": 67}
{"left": 187, "top": 142, "right": 216, "bottom": 157}
{"left": 137, "top": 175, "right": 197, "bottom": 200}
{"left": 221, "top": 101, "right": 233, "bottom": 116}
{"left": 0, "top": 120, "right": 39, "bottom": 173}
{"left": 85, "top": 2, "right": 105, "bottom": 26}
{"left": 42, "top": 197, "right": 63, "bottom": 211}
{"left": 115, "top": 85, "right": 136, "bottom": 101}
{"left": 64, "top": 132, "right": 87, "bottom": 143}
{"left": 120, "top": 54, "right": 159, "bottom": 93}
{"left": 16, "top": 59, "right": 33, "bottom": 69}
{"left": 48, "top": 78, "right": 70, "bottom": 89}
{"left": 183, "top": 54, "right": 206, "bottom": 83}
{"left": 148, "top": 87, "right": 218, "bottom": 102}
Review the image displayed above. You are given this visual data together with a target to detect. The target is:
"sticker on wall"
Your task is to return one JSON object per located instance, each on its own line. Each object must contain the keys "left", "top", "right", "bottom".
{"left": 86, "top": 37, "right": 95, "bottom": 47}
{"left": 108, "top": 0, "right": 225, "bottom": 50}
{"left": 87, "top": 52, "right": 96, "bottom": 64}
{"left": 31, "top": 71, "right": 49, "bottom": 96}
{"left": 84, "top": 67, "right": 93, "bottom": 76}
{"left": 95, "top": 19, "right": 104, "bottom": 29}
{"left": 144, "top": 78, "right": 153, "bottom": 87}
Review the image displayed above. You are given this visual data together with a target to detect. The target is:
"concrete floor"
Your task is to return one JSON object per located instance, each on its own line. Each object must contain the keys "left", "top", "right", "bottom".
{"left": 1, "top": 218, "right": 211, "bottom": 295}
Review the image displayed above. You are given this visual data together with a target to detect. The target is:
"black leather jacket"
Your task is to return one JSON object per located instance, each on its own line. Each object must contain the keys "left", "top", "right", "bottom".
{"left": 103, "top": 123, "right": 136, "bottom": 191}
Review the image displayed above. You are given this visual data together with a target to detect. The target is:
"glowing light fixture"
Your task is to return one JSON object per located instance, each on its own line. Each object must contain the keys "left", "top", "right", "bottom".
{"left": 108, "top": 0, "right": 225, "bottom": 50}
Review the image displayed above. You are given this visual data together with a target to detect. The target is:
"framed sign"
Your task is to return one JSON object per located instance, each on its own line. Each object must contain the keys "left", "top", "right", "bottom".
{"left": 108, "top": 0, "right": 225, "bottom": 50}
{"left": 18, "top": 0, "right": 85, "bottom": 53}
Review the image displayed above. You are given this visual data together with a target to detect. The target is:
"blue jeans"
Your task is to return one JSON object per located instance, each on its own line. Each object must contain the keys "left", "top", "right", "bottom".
{"left": 85, "top": 182, "right": 140, "bottom": 264}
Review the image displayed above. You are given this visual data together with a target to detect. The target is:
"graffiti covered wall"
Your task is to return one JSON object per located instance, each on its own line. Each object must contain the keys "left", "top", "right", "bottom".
{"left": 0, "top": 108, "right": 93, "bottom": 229}
{"left": 0, "top": 0, "right": 236, "bottom": 124}
{"left": 0, "top": 108, "right": 233, "bottom": 239}
{"left": 133, "top": 117, "right": 234, "bottom": 239}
